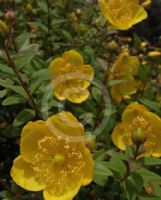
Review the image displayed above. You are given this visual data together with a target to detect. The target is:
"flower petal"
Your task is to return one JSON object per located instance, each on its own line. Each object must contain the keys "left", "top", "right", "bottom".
{"left": 122, "top": 102, "right": 148, "bottom": 123}
{"left": 46, "top": 112, "right": 84, "bottom": 138}
{"left": 62, "top": 50, "right": 84, "bottom": 67}
{"left": 52, "top": 82, "right": 66, "bottom": 101}
{"left": 10, "top": 156, "right": 45, "bottom": 191}
{"left": 82, "top": 147, "right": 94, "bottom": 186}
{"left": 78, "top": 65, "right": 94, "bottom": 81}
{"left": 110, "top": 86, "right": 123, "bottom": 103}
{"left": 20, "top": 121, "right": 53, "bottom": 163}
{"left": 43, "top": 184, "right": 81, "bottom": 200}
{"left": 112, "top": 123, "right": 129, "bottom": 150}
{"left": 143, "top": 111, "right": 161, "bottom": 157}
{"left": 131, "top": 3, "right": 148, "bottom": 26}
{"left": 49, "top": 58, "right": 66, "bottom": 77}
{"left": 67, "top": 89, "right": 90, "bottom": 103}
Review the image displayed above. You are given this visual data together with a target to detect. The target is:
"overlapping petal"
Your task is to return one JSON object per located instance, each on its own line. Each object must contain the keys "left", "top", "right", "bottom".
{"left": 11, "top": 156, "right": 45, "bottom": 191}
{"left": 100, "top": 0, "right": 148, "bottom": 30}
{"left": 109, "top": 53, "right": 141, "bottom": 103}
{"left": 20, "top": 121, "right": 53, "bottom": 163}
{"left": 111, "top": 102, "right": 161, "bottom": 157}
{"left": 49, "top": 50, "right": 94, "bottom": 103}
{"left": 46, "top": 111, "right": 84, "bottom": 138}
{"left": 11, "top": 112, "right": 94, "bottom": 200}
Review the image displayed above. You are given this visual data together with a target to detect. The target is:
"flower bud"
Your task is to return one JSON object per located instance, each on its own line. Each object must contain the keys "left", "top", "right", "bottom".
{"left": 132, "top": 127, "right": 146, "bottom": 145}
{"left": 148, "top": 51, "right": 161, "bottom": 58}
{"left": 85, "top": 134, "right": 97, "bottom": 151}
{"left": 107, "top": 40, "right": 118, "bottom": 50}
{"left": 0, "top": 20, "right": 9, "bottom": 37}
{"left": 94, "top": 18, "right": 100, "bottom": 27}
{"left": 142, "top": 0, "right": 152, "bottom": 9}
{"left": 4, "top": 11, "right": 16, "bottom": 23}
{"left": 75, "top": 8, "right": 82, "bottom": 16}
{"left": 25, "top": 3, "right": 33, "bottom": 12}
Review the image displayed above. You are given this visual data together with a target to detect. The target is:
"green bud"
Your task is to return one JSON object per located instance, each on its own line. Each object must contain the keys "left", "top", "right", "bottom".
{"left": 132, "top": 127, "right": 146, "bottom": 145}
{"left": 0, "top": 20, "right": 9, "bottom": 38}
{"left": 107, "top": 40, "right": 118, "bottom": 50}
{"left": 85, "top": 134, "right": 97, "bottom": 151}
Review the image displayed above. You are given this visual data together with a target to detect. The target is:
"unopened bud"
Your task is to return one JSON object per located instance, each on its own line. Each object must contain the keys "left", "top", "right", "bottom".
{"left": 148, "top": 51, "right": 161, "bottom": 58}
{"left": 75, "top": 8, "right": 82, "bottom": 16}
{"left": 4, "top": 11, "right": 16, "bottom": 23}
{"left": 0, "top": 20, "right": 9, "bottom": 37}
{"left": 85, "top": 134, "right": 97, "bottom": 151}
{"left": 25, "top": 3, "right": 33, "bottom": 12}
{"left": 142, "top": 0, "right": 152, "bottom": 9}
{"left": 94, "top": 18, "right": 100, "bottom": 27}
{"left": 132, "top": 128, "right": 146, "bottom": 145}
{"left": 107, "top": 40, "right": 118, "bottom": 50}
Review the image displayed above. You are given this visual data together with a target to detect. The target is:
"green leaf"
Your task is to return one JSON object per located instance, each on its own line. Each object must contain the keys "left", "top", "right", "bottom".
{"left": 107, "top": 158, "right": 127, "bottom": 176}
{"left": 125, "top": 144, "right": 133, "bottom": 159}
{"left": 139, "top": 196, "right": 161, "bottom": 200}
{"left": 13, "top": 44, "right": 39, "bottom": 70}
{"left": 107, "top": 150, "right": 126, "bottom": 160}
{"left": 62, "top": 30, "right": 73, "bottom": 43}
{"left": 15, "top": 33, "right": 33, "bottom": 50}
{"left": 13, "top": 109, "right": 35, "bottom": 127}
{"left": 136, "top": 168, "right": 161, "bottom": 181}
{"left": 108, "top": 79, "right": 127, "bottom": 87}
{"left": 93, "top": 150, "right": 107, "bottom": 161}
{"left": 92, "top": 87, "right": 102, "bottom": 102}
{"left": 0, "top": 63, "right": 14, "bottom": 75}
{"left": 139, "top": 157, "right": 161, "bottom": 166}
{"left": 133, "top": 33, "right": 142, "bottom": 47}
{"left": 37, "top": 2, "right": 48, "bottom": 13}
{"left": 0, "top": 89, "right": 7, "bottom": 98}
{"left": 138, "top": 98, "right": 161, "bottom": 114}
{"left": 2, "top": 95, "right": 26, "bottom": 106}
{"left": 94, "top": 160, "right": 113, "bottom": 186}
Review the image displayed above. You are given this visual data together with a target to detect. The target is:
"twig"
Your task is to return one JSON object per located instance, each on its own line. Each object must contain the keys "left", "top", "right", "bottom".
{"left": 3, "top": 41, "right": 40, "bottom": 117}
{"left": 46, "top": 0, "right": 52, "bottom": 55}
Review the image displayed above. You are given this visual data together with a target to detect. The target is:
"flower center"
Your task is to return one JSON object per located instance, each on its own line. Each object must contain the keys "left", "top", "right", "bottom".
{"left": 53, "top": 153, "right": 65, "bottom": 165}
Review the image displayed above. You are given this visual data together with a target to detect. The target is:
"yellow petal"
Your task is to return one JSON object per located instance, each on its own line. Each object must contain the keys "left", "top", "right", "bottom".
{"left": 49, "top": 58, "right": 66, "bottom": 77}
{"left": 20, "top": 121, "right": 53, "bottom": 163}
{"left": 118, "top": 78, "right": 138, "bottom": 95}
{"left": 10, "top": 156, "right": 45, "bottom": 191}
{"left": 143, "top": 111, "right": 161, "bottom": 157}
{"left": 122, "top": 102, "right": 148, "bottom": 123}
{"left": 131, "top": 3, "right": 148, "bottom": 26}
{"left": 112, "top": 123, "right": 129, "bottom": 150}
{"left": 46, "top": 111, "right": 84, "bottom": 138}
{"left": 110, "top": 86, "right": 123, "bottom": 103}
{"left": 82, "top": 147, "right": 94, "bottom": 186}
{"left": 112, "top": 53, "right": 140, "bottom": 75}
{"left": 100, "top": 0, "right": 148, "bottom": 30}
{"left": 67, "top": 89, "right": 90, "bottom": 103}
{"left": 52, "top": 82, "right": 66, "bottom": 101}
{"left": 79, "top": 65, "right": 94, "bottom": 81}
{"left": 43, "top": 184, "right": 81, "bottom": 200}
{"left": 62, "top": 50, "right": 84, "bottom": 67}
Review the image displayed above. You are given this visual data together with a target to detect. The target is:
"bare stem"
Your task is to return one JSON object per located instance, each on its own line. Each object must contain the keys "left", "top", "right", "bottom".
{"left": 46, "top": 0, "right": 52, "bottom": 54}
{"left": 3, "top": 41, "right": 40, "bottom": 117}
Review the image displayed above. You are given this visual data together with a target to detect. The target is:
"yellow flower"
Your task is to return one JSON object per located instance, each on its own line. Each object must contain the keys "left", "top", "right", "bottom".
{"left": 49, "top": 50, "right": 94, "bottom": 103}
{"left": 100, "top": 0, "right": 148, "bottom": 30}
{"left": 112, "top": 102, "right": 161, "bottom": 157}
{"left": 11, "top": 112, "right": 94, "bottom": 200}
{"left": 109, "top": 52, "right": 141, "bottom": 103}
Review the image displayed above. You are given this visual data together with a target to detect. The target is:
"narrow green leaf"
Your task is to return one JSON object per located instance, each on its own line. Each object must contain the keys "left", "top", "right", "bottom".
{"left": 2, "top": 95, "right": 26, "bottom": 106}
{"left": 139, "top": 157, "right": 161, "bottom": 166}
{"left": 13, "top": 109, "right": 35, "bottom": 127}
{"left": 138, "top": 98, "right": 161, "bottom": 114}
